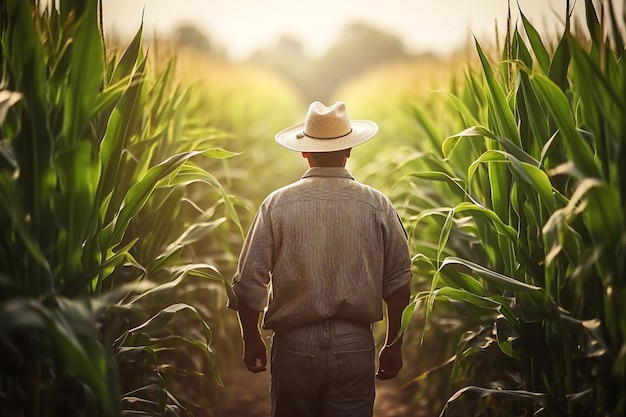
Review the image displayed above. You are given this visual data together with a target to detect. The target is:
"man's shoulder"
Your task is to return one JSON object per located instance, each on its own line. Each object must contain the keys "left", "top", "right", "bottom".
{"left": 351, "top": 181, "right": 393, "bottom": 204}
{"left": 260, "top": 180, "right": 305, "bottom": 207}
{"left": 261, "top": 177, "right": 394, "bottom": 211}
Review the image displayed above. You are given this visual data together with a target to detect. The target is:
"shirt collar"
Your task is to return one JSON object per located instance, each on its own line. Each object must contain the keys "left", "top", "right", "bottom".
{"left": 301, "top": 167, "right": 354, "bottom": 180}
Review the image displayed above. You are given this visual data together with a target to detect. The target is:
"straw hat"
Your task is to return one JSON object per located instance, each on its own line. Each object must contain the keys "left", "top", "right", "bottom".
{"left": 275, "top": 101, "right": 378, "bottom": 152}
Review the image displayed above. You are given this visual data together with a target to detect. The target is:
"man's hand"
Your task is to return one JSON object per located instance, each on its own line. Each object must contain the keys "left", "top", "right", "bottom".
{"left": 376, "top": 343, "right": 403, "bottom": 380}
{"left": 243, "top": 334, "right": 267, "bottom": 373}
{"left": 237, "top": 301, "right": 268, "bottom": 373}
{"left": 378, "top": 284, "right": 410, "bottom": 380}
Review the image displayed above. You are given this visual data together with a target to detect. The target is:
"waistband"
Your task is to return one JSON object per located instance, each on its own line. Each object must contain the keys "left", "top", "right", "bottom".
{"left": 327, "top": 317, "right": 372, "bottom": 331}
{"left": 272, "top": 317, "right": 373, "bottom": 335}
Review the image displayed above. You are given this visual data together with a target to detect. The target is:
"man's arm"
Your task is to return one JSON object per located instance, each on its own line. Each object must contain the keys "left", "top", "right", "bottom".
{"left": 376, "top": 283, "right": 411, "bottom": 380}
{"left": 237, "top": 301, "right": 267, "bottom": 373}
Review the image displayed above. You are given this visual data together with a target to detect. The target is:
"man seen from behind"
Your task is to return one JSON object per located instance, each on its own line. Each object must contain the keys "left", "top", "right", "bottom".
{"left": 228, "top": 101, "right": 412, "bottom": 417}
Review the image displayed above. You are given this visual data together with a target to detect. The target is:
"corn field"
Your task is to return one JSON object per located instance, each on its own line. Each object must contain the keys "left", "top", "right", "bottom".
{"left": 1, "top": 0, "right": 624, "bottom": 416}
{"left": 389, "top": 1, "right": 626, "bottom": 415}
{"left": 0, "top": 0, "right": 246, "bottom": 415}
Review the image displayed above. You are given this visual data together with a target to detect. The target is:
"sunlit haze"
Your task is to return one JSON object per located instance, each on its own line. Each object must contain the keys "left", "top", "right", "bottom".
{"left": 101, "top": 0, "right": 593, "bottom": 61}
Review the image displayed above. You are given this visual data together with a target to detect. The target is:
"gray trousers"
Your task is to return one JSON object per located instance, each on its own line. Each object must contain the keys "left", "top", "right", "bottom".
{"left": 271, "top": 320, "right": 375, "bottom": 417}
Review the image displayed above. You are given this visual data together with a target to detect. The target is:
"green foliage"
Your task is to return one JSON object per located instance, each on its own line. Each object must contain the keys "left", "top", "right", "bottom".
{"left": 395, "top": 1, "right": 625, "bottom": 416}
{"left": 0, "top": 1, "right": 243, "bottom": 415}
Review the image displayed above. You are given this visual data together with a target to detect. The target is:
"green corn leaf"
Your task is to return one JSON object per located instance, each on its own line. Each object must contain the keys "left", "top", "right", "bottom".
{"left": 147, "top": 60, "right": 175, "bottom": 122}
{"left": 159, "top": 219, "right": 227, "bottom": 260}
{"left": 578, "top": 179, "right": 623, "bottom": 251}
{"left": 98, "top": 107, "right": 124, "bottom": 214}
{"left": 93, "top": 74, "right": 135, "bottom": 117}
{"left": 392, "top": 298, "right": 421, "bottom": 346}
{"left": 33, "top": 297, "right": 120, "bottom": 416}
{"left": 542, "top": 206, "right": 583, "bottom": 266}
{"left": 569, "top": 40, "right": 625, "bottom": 180}
{"left": 109, "top": 24, "right": 143, "bottom": 85}
{"left": 203, "top": 148, "right": 243, "bottom": 159}
{"left": 494, "top": 314, "right": 519, "bottom": 358}
{"left": 486, "top": 148, "right": 509, "bottom": 222}
{"left": 124, "top": 264, "right": 223, "bottom": 307}
{"left": 161, "top": 162, "right": 243, "bottom": 236}
{"left": 453, "top": 202, "right": 517, "bottom": 239}
{"left": 520, "top": 12, "right": 550, "bottom": 74}
{"left": 98, "top": 57, "right": 148, "bottom": 223}
{"left": 530, "top": 73, "right": 600, "bottom": 179}
{"left": 4, "top": 0, "right": 46, "bottom": 92}
{"left": 507, "top": 155, "right": 556, "bottom": 212}
{"left": 511, "top": 29, "right": 533, "bottom": 73}
{"left": 520, "top": 77, "right": 551, "bottom": 159}
{"left": 0, "top": 173, "right": 53, "bottom": 285}
{"left": 433, "top": 287, "right": 501, "bottom": 311}
{"left": 444, "top": 126, "right": 538, "bottom": 166}
{"left": 437, "top": 209, "right": 454, "bottom": 265}
{"left": 54, "top": 141, "right": 100, "bottom": 277}
{"left": 438, "top": 269, "right": 486, "bottom": 296}
{"left": 62, "top": 0, "right": 104, "bottom": 146}
{"left": 474, "top": 40, "right": 520, "bottom": 145}
{"left": 410, "top": 104, "right": 444, "bottom": 157}
{"left": 402, "top": 172, "right": 468, "bottom": 201}
{"left": 440, "top": 257, "right": 541, "bottom": 292}
{"left": 491, "top": 294, "right": 522, "bottom": 331}
{"left": 101, "top": 150, "right": 205, "bottom": 250}
{"left": 181, "top": 263, "right": 224, "bottom": 281}
{"left": 121, "top": 303, "right": 195, "bottom": 338}
{"left": 584, "top": 0, "right": 603, "bottom": 50}
{"left": 62, "top": 238, "right": 139, "bottom": 296}
{"left": 468, "top": 150, "right": 507, "bottom": 181}
{"left": 5, "top": 0, "right": 56, "bottom": 249}
{"left": 119, "top": 302, "right": 218, "bottom": 386}
{"left": 440, "top": 386, "right": 561, "bottom": 416}
{"left": 548, "top": 32, "right": 571, "bottom": 92}
{"left": 516, "top": 290, "right": 559, "bottom": 322}
{"left": 440, "top": 91, "right": 480, "bottom": 128}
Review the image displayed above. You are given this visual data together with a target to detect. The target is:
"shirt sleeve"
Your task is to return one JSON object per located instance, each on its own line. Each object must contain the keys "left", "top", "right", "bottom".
{"left": 381, "top": 203, "right": 412, "bottom": 299}
{"left": 227, "top": 202, "right": 274, "bottom": 312}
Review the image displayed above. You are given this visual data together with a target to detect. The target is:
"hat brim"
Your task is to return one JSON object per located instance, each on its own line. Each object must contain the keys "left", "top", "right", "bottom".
{"left": 275, "top": 120, "right": 378, "bottom": 152}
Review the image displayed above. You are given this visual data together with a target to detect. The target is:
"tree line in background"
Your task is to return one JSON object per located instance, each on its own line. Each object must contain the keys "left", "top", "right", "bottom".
{"left": 170, "top": 21, "right": 437, "bottom": 103}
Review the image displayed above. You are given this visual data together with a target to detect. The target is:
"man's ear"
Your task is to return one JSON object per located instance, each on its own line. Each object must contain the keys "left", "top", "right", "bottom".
{"left": 301, "top": 152, "right": 309, "bottom": 159}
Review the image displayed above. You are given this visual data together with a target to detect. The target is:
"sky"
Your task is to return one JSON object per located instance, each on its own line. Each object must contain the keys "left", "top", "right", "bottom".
{"left": 101, "top": 0, "right": 600, "bottom": 61}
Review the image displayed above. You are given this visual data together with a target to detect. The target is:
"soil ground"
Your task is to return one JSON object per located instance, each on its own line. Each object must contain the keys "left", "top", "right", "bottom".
{"left": 212, "top": 358, "right": 424, "bottom": 417}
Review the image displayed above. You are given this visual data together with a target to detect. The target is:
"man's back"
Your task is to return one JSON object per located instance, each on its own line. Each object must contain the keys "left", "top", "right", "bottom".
{"left": 229, "top": 101, "right": 412, "bottom": 417}
{"left": 251, "top": 167, "right": 410, "bottom": 333}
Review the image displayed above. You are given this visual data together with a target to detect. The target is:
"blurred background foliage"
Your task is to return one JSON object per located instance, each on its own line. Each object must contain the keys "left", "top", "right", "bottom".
{"left": 1, "top": 0, "right": 625, "bottom": 416}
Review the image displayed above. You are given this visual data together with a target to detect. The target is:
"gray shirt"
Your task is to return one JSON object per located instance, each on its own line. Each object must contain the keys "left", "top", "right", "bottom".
{"left": 230, "top": 167, "right": 412, "bottom": 333}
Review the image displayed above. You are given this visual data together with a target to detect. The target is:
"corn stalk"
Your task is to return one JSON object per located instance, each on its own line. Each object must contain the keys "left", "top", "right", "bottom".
{"left": 401, "top": 1, "right": 625, "bottom": 416}
{"left": 0, "top": 1, "right": 241, "bottom": 415}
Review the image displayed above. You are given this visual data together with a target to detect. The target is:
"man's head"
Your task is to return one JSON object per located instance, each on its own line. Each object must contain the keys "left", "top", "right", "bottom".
{"left": 275, "top": 101, "right": 378, "bottom": 153}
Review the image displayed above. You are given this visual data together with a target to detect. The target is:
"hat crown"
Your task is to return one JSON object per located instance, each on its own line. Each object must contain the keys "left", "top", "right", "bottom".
{"left": 303, "top": 101, "right": 352, "bottom": 139}
{"left": 275, "top": 100, "right": 377, "bottom": 152}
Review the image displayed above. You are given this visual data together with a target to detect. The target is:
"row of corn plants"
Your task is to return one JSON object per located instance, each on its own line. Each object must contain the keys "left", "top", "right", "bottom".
{"left": 0, "top": 1, "right": 244, "bottom": 415}
{"left": 395, "top": 0, "right": 625, "bottom": 416}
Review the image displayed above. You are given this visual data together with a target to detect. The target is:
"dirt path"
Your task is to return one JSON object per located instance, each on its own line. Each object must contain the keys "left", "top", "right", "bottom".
{"left": 213, "top": 359, "right": 423, "bottom": 417}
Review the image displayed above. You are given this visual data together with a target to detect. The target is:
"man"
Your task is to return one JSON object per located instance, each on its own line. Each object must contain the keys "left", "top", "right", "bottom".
{"left": 229, "top": 101, "right": 412, "bottom": 417}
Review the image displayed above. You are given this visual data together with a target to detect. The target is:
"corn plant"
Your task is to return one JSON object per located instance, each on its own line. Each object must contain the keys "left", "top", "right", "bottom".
{"left": 399, "top": 1, "right": 625, "bottom": 416}
{"left": 0, "top": 1, "right": 242, "bottom": 415}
